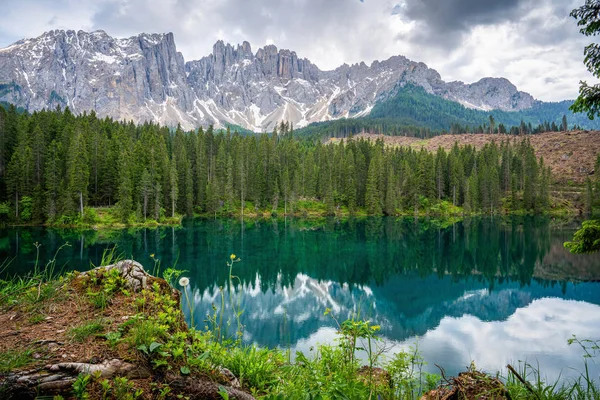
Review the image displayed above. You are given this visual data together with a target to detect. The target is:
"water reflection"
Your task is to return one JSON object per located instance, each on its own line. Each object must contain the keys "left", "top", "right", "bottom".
{"left": 2, "top": 217, "right": 600, "bottom": 380}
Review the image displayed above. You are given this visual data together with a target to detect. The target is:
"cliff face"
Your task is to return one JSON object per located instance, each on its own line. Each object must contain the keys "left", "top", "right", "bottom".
{"left": 0, "top": 30, "right": 536, "bottom": 131}
{"left": 0, "top": 30, "right": 195, "bottom": 127}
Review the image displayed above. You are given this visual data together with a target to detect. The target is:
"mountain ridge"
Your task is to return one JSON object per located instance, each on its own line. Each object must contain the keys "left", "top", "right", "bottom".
{"left": 0, "top": 29, "right": 540, "bottom": 131}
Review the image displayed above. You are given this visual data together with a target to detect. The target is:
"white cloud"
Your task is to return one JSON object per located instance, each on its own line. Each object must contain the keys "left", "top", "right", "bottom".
{"left": 0, "top": 0, "right": 594, "bottom": 101}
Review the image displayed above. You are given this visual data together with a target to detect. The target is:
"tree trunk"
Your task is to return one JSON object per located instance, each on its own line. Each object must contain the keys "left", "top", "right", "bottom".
{"left": 143, "top": 194, "right": 147, "bottom": 221}
{"left": 453, "top": 185, "right": 456, "bottom": 206}
{"left": 79, "top": 191, "right": 84, "bottom": 218}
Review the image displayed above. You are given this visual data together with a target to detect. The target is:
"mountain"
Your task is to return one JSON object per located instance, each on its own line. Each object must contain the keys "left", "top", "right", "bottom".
{"left": 0, "top": 29, "right": 549, "bottom": 132}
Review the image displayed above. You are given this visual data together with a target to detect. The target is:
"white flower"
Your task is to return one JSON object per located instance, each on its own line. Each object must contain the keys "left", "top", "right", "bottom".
{"left": 179, "top": 277, "right": 190, "bottom": 287}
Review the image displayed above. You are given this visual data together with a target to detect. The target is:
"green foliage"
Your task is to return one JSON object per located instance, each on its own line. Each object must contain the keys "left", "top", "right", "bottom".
{"left": 0, "top": 105, "right": 558, "bottom": 226}
{"left": 104, "top": 331, "right": 122, "bottom": 348}
{"left": 83, "top": 266, "right": 130, "bottom": 309}
{"left": 565, "top": 219, "right": 600, "bottom": 253}
{"left": 68, "top": 319, "right": 106, "bottom": 342}
{"left": 162, "top": 267, "right": 185, "bottom": 287}
{"left": 17, "top": 196, "right": 32, "bottom": 221}
{"left": 0, "top": 348, "right": 34, "bottom": 373}
{"left": 225, "top": 346, "right": 284, "bottom": 393}
{"left": 72, "top": 373, "right": 91, "bottom": 400}
{"left": 570, "top": 1, "right": 600, "bottom": 120}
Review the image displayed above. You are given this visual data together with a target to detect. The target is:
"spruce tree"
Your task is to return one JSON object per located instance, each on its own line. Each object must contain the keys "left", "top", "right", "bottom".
{"left": 66, "top": 128, "right": 89, "bottom": 218}
{"left": 365, "top": 156, "right": 382, "bottom": 215}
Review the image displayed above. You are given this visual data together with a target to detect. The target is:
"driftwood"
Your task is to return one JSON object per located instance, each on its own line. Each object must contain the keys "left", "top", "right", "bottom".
{"left": 1, "top": 360, "right": 254, "bottom": 399}
{"left": 1, "top": 359, "right": 149, "bottom": 399}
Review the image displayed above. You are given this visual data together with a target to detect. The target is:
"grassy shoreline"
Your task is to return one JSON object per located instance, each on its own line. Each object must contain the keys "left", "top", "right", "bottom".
{"left": 1, "top": 192, "right": 581, "bottom": 229}
{"left": 1, "top": 255, "right": 599, "bottom": 399}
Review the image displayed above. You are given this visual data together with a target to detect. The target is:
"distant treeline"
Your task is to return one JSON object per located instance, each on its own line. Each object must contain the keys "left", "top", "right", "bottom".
{"left": 0, "top": 105, "right": 552, "bottom": 224}
{"left": 295, "top": 84, "right": 595, "bottom": 139}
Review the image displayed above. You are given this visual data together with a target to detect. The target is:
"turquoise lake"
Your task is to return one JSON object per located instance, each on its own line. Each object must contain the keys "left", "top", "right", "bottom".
{"left": 2, "top": 216, "right": 600, "bottom": 382}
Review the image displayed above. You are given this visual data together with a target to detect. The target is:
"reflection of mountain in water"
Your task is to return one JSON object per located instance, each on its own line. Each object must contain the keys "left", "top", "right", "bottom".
{"left": 189, "top": 270, "right": 600, "bottom": 348}
{"left": 3, "top": 216, "right": 600, "bottom": 351}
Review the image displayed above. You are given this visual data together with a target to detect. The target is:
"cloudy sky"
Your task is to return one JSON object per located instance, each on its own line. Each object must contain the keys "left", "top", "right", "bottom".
{"left": 0, "top": 0, "right": 595, "bottom": 101}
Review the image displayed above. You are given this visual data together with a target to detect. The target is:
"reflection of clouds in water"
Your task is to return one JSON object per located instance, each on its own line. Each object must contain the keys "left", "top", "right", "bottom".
{"left": 406, "top": 299, "right": 600, "bottom": 380}
{"left": 185, "top": 265, "right": 600, "bottom": 382}
{"left": 286, "top": 299, "right": 600, "bottom": 383}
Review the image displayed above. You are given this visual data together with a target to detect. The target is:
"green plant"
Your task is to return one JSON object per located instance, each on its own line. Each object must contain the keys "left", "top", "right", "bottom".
{"left": 87, "top": 289, "right": 110, "bottom": 310}
{"left": 68, "top": 319, "right": 106, "bottom": 342}
{"left": 163, "top": 267, "right": 185, "bottom": 288}
{"left": 126, "top": 318, "right": 168, "bottom": 348}
{"left": 105, "top": 331, "right": 122, "bottom": 348}
{"left": 224, "top": 346, "right": 284, "bottom": 394}
{"left": 151, "top": 382, "right": 172, "bottom": 400}
{"left": 218, "top": 386, "right": 230, "bottom": 399}
{"left": 28, "top": 313, "right": 46, "bottom": 324}
{"left": 72, "top": 373, "right": 91, "bottom": 400}
{"left": 113, "top": 376, "right": 143, "bottom": 399}
{"left": 0, "top": 348, "right": 34, "bottom": 373}
{"left": 386, "top": 344, "right": 439, "bottom": 400}
{"left": 175, "top": 276, "right": 197, "bottom": 335}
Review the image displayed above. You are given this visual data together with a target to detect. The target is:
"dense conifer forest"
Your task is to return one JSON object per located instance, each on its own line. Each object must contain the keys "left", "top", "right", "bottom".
{"left": 0, "top": 105, "right": 552, "bottom": 225}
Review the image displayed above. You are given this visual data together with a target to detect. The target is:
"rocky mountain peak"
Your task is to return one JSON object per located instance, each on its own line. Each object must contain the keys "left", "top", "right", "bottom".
{"left": 0, "top": 30, "right": 538, "bottom": 132}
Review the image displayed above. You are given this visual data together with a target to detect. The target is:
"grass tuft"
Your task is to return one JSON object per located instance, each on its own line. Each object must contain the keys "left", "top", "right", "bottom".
{"left": 0, "top": 348, "right": 34, "bottom": 373}
{"left": 68, "top": 319, "right": 107, "bottom": 343}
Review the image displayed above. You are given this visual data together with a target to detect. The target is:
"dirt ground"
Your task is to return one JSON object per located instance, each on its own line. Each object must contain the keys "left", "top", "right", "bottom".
{"left": 352, "top": 131, "right": 600, "bottom": 185}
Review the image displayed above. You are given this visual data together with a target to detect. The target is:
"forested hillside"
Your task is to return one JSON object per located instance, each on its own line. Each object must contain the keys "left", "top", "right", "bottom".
{"left": 296, "top": 84, "right": 600, "bottom": 139}
{"left": 0, "top": 105, "right": 552, "bottom": 225}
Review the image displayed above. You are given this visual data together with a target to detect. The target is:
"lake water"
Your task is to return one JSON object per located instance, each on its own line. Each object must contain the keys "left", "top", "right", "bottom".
{"left": 2, "top": 216, "right": 600, "bottom": 382}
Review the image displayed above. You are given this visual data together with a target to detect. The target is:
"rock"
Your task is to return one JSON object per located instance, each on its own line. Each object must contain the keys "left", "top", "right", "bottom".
{"left": 218, "top": 366, "right": 241, "bottom": 389}
{"left": 82, "top": 260, "right": 150, "bottom": 292}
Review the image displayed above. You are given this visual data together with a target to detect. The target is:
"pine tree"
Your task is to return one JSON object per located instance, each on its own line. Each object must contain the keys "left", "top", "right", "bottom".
{"left": 6, "top": 135, "right": 33, "bottom": 218}
{"left": 384, "top": 168, "right": 396, "bottom": 216}
{"left": 185, "top": 161, "right": 194, "bottom": 216}
{"left": 169, "top": 158, "right": 178, "bottom": 218}
{"left": 365, "top": 156, "right": 382, "bottom": 215}
{"left": 225, "top": 155, "right": 235, "bottom": 213}
{"left": 44, "top": 140, "right": 63, "bottom": 221}
{"left": 116, "top": 152, "right": 133, "bottom": 223}
{"left": 66, "top": 128, "right": 89, "bottom": 218}
{"left": 154, "top": 181, "right": 162, "bottom": 220}
{"left": 140, "top": 168, "right": 152, "bottom": 221}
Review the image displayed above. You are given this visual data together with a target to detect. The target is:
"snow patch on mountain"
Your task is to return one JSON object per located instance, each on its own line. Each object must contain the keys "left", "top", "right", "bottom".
{"left": 0, "top": 30, "right": 537, "bottom": 131}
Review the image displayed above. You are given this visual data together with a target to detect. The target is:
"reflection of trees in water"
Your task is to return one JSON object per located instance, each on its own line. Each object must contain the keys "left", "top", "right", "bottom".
{"left": 0, "top": 216, "right": 593, "bottom": 290}
{"left": 4, "top": 217, "right": 600, "bottom": 349}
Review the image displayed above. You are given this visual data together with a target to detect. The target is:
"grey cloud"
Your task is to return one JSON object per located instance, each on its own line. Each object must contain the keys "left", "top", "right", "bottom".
{"left": 403, "top": 0, "right": 525, "bottom": 33}
{"left": 90, "top": 0, "right": 386, "bottom": 70}
{"left": 0, "top": 0, "right": 593, "bottom": 101}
